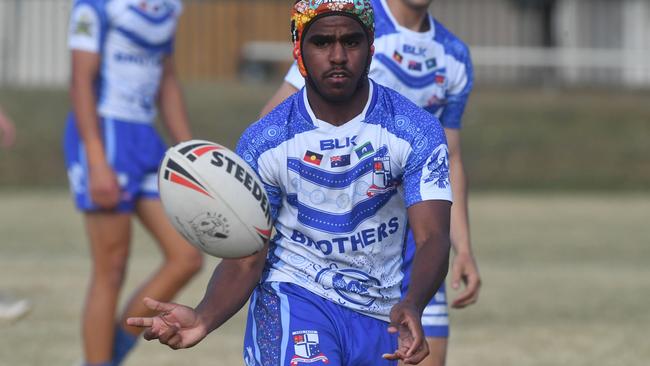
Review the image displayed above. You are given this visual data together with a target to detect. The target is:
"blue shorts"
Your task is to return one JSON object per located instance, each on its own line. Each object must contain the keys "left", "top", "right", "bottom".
{"left": 401, "top": 230, "right": 449, "bottom": 338}
{"left": 63, "top": 114, "right": 167, "bottom": 212}
{"left": 243, "top": 282, "right": 398, "bottom": 366}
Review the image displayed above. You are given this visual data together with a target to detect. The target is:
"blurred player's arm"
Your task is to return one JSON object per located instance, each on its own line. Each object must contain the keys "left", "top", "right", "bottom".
{"left": 70, "top": 50, "right": 120, "bottom": 208}
{"left": 385, "top": 200, "right": 451, "bottom": 364}
{"left": 0, "top": 105, "right": 16, "bottom": 148}
{"left": 159, "top": 57, "right": 192, "bottom": 143}
{"left": 126, "top": 245, "right": 268, "bottom": 349}
{"left": 445, "top": 128, "right": 481, "bottom": 308}
{"left": 259, "top": 81, "right": 299, "bottom": 118}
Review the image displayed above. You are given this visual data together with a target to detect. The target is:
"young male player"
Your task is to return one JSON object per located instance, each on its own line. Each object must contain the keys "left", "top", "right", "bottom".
{"left": 64, "top": 1, "right": 203, "bottom": 365}
{"left": 127, "top": 1, "right": 453, "bottom": 365}
{"left": 261, "top": 1, "right": 482, "bottom": 365}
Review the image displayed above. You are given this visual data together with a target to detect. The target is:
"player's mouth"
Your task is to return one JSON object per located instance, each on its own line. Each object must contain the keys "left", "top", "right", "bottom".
{"left": 324, "top": 69, "right": 351, "bottom": 83}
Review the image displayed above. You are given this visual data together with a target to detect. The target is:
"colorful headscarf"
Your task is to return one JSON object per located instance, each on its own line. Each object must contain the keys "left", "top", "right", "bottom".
{"left": 291, "top": 0, "right": 375, "bottom": 77}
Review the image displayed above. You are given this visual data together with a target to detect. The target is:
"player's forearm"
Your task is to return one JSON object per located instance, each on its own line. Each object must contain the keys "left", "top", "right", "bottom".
{"left": 405, "top": 231, "right": 450, "bottom": 312}
{"left": 449, "top": 154, "right": 472, "bottom": 255}
{"left": 194, "top": 249, "right": 267, "bottom": 333}
{"left": 159, "top": 62, "right": 192, "bottom": 143}
{"left": 70, "top": 75, "right": 106, "bottom": 167}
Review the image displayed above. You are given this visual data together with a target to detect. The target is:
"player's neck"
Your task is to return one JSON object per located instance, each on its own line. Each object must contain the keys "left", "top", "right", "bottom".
{"left": 386, "top": 0, "right": 431, "bottom": 32}
{"left": 306, "top": 79, "right": 370, "bottom": 127}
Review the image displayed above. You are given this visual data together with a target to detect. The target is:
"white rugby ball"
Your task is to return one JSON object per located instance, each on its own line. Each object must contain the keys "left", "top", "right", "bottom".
{"left": 158, "top": 140, "right": 272, "bottom": 258}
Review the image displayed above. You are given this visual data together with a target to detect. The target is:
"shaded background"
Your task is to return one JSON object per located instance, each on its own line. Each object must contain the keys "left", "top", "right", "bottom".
{"left": 0, "top": 1, "right": 649, "bottom": 366}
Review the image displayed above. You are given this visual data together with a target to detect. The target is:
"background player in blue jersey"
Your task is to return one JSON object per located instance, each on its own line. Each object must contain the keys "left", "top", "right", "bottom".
{"left": 261, "top": 1, "right": 482, "bottom": 365}
{"left": 127, "top": 1, "right": 452, "bottom": 365}
{"left": 64, "top": 1, "right": 203, "bottom": 365}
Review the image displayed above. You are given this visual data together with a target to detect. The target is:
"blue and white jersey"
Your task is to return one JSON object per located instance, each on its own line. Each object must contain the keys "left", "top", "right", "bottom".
{"left": 285, "top": 0, "right": 473, "bottom": 129}
{"left": 236, "top": 81, "right": 452, "bottom": 320}
{"left": 68, "top": 0, "right": 182, "bottom": 123}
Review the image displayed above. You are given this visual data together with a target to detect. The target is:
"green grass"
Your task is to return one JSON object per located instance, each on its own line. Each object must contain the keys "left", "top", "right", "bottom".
{"left": 1, "top": 84, "right": 649, "bottom": 190}
{"left": 1, "top": 191, "right": 648, "bottom": 365}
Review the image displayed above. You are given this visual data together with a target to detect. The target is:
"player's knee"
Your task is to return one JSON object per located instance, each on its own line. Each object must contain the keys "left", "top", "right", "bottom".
{"left": 169, "top": 247, "right": 204, "bottom": 277}
{"left": 92, "top": 253, "right": 129, "bottom": 289}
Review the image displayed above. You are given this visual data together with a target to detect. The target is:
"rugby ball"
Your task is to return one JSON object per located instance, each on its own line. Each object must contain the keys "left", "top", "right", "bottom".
{"left": 158, "top": 140, "right": 272, "bottom": 258}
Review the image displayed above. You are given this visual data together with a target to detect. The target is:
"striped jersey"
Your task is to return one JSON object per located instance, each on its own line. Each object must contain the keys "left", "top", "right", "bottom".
{"left": 68, "top": 0, "right": 182, "bottom": 123}
{"left": 236, "top": 81, "right": 452, "bottom": 320}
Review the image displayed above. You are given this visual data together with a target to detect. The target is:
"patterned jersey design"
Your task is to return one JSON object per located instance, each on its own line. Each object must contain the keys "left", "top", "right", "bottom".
{"left": 236, "top": 81, "right": 452, "bottom": 320}
{"left": 285, "top": 0, "right": 473, "bottom": 129}
{"left": 68, "top": 0, "right": 182, "bottom": 123}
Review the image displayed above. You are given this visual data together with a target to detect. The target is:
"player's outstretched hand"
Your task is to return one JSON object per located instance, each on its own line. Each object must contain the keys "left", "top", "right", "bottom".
{"left": 126, "top": 297, "right": 208, "bottom": 350}
{"left": 88, "top": 162, "right": 121, "bottom": 209}
{"left": 382, "top": 301, "right": 428, "bottom": 365}
{"left": 450, "top": 251, "right": 482, "bottom": 308}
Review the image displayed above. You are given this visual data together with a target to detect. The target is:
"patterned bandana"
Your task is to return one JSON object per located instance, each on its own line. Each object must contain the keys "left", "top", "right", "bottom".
{"left": 291, "top": 0, "right": 375, "bottom": 77}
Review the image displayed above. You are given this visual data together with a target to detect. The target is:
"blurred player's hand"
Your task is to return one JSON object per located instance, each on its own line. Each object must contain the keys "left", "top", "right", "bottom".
{"left": 383, "top": 301, "right": 429, "bottom": 364}
{"left": 127, "top": 297, "right": 208, "bottom": 350}
{"left": 450, "top": 251, "right": 481, "bottom": 308}
{"left": 88, "top": 162, "right": 121, "bottom": 209}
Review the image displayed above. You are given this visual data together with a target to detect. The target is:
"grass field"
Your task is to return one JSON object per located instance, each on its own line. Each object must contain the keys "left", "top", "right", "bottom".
{"left": 0, "top": 84, "right": 649, "bottom": 190}
{"left": 0, "top": 190, "right": 648, "bottom": 366}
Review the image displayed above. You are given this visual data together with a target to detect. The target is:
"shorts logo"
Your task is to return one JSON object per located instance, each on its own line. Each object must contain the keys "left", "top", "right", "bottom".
{"left": 291, "top": 330, "right": 329, "bottom": 365}
{"left": 303, "top": 150, "right": 324, "bottom": 166}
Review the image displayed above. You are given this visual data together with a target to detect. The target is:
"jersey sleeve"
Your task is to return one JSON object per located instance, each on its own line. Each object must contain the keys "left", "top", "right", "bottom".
{"left": 236, "top": 128, "right": 283, "bottom": 222}
{"left": 68, "top": 0, "right": 108, "bottom": 53}
{"left": 437, "top": 46, "right": 474, "bottom": 130}
{"left": 284, "top": 61, "right": 306, "bottom": 89}
{"left": 401, "top": 115, "right": 453, "bottom": 207}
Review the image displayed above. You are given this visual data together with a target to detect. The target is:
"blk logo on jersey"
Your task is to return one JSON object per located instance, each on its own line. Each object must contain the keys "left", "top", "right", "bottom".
{"left": 320, "top": 136, "right": 357, "bottom": 151}
{"left": 291, "top": 330, "right": 329, "bottom": 366}
{"left": 354, "top": 142, "right": 374, "bottom": 159}
{"left": 330, "top": 154, "right": 351, "bottom": 168}
{"left": 303, "top": 151, "right": 323, "bottom": 166}
{"left": 403, "top": 44, "right": 427, "bottom": 56}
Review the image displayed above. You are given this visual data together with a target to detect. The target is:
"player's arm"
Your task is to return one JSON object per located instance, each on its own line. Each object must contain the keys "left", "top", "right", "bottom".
{"left": 158, "top": 56, "right": 192, "bottom": 143}
{"left": 0, "top": 105, "right": 16, "bottom": 148}
{"left": 70, "top": 49, "right": 120, "bottom": 209}
{"left": 440, "top": 45, "right": 481, "bottom": 308}
{"left": 445, "top": 128, "right": 481, "bottom": 308}
{"left": 385, "top": 200, "right": 451, "bottom": 364}
{"left": 126, "top": 246, "right": 268, "bottom": 349}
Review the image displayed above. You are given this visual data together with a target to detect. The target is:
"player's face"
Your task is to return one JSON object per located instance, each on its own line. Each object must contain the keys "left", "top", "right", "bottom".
{"left": 302, "top": 16, "right": 370, "bottom": 103}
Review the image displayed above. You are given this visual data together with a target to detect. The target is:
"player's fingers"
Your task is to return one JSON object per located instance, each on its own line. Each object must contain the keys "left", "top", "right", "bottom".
{"left": 451, "top": 261, "right": 464, "bottom": 290}
{"left": 143, "top": 327, "right": 161, "bottom": 341}
{"left": 452, "top": 275, "right": 481, "bottom": 308}
{"left": 166, "top": 333, "right": 184, "bottom": 350}
{"left": 143, "top": 297, "right": 177, "bottom": 313}
{"left": 404, "top": 319, "right": 424, "bottom": 357}
{"left": 381, "top": 352, "right": 400, "bottom": 361}
{"left": 126, "top": 316, "right": 154, "bottom": 328}
{"left": 158, "top": 325, "right": 179, "bottom": 345}
{"left": 387, "top": 324, "right": 398, "bottom": 334}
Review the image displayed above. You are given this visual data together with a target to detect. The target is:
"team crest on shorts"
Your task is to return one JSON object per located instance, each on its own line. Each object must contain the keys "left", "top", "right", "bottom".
{"left": 291, "top": 330, "right": 329, "bottom": 365}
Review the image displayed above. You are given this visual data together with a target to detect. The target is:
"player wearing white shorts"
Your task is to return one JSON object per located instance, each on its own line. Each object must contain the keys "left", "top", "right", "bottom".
{"left": 64, "top": 1, "right": 202, "bottom": 365}
{"left": 261, "top": 1, "right": 482, "bottom": 365}
{"left": 128, "top": 1, "right": 452, "bottom": 365}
